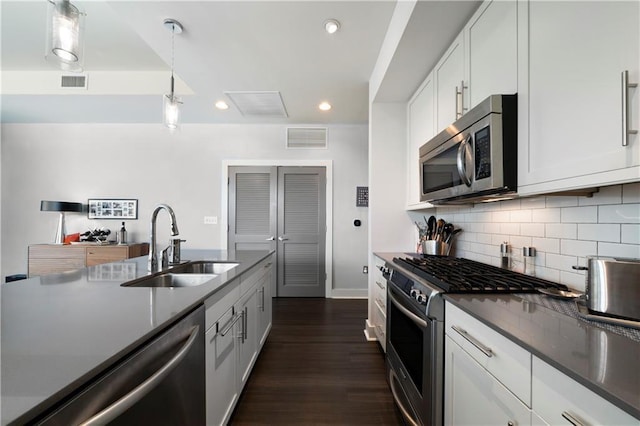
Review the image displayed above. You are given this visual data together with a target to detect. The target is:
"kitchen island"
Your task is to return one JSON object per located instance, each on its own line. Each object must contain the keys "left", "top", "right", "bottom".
{"left": 0, "top": 249, "right": 273, "bottom": 425}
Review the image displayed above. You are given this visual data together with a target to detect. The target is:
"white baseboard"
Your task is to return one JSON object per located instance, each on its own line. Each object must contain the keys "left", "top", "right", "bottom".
{"left": 331, "top": 288, "right": 368, "bottom": 299}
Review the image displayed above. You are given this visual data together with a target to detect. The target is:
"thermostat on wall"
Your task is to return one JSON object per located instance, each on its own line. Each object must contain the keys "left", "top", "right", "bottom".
{"left": 356, "top": 186, "right": 368, "bottom": 207}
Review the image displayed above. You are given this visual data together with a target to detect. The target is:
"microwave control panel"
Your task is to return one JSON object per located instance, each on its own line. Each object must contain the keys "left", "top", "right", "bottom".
{"left": 474, "top": 125, "right": 492, "bottom": 180}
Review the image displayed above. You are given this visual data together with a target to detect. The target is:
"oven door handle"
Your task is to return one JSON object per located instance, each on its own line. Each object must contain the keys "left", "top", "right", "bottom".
{"left": 389, "top": 368, "right": 420, "bottom": 426}
{"left": 388, "top": 289, "right": 427, "bottom": 329}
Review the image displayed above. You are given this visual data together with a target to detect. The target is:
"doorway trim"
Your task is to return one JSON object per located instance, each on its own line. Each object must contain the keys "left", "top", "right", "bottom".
{"left": 222, "top": 159, "right": 333, "bottom": 298}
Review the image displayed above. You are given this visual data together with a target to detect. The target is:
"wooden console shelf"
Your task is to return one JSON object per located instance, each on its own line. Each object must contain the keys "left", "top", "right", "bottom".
{"left": 28, "top": 243, "right": 149, "bottom": 277}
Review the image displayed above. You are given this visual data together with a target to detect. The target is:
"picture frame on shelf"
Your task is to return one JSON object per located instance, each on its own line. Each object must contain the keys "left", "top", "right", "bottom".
{"left": 88, "top": 199, "right": 138, "bottom": 220}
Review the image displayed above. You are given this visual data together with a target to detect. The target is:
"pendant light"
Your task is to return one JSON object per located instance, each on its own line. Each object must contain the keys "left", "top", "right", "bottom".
{"left": 163, "top": 19, "right": 183, "bottom": 131}
{"left": 45, "top": 0, "right": 85, "bottom": 72}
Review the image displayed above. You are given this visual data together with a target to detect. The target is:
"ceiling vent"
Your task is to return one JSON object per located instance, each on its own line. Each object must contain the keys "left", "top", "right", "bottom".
{"left": 60, "top": 74, "right": 87, "bottom": 89}
{"left": 224, "top": 91, "right": 288, "bottom": 117}
{"left": 287, "top": 127, "right": 328, "bottom": 149}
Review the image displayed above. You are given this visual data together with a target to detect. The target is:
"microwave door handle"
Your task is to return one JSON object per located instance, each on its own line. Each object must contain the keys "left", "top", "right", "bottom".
{"left": 456, "top": 135, "right": 473, "bottom": 187}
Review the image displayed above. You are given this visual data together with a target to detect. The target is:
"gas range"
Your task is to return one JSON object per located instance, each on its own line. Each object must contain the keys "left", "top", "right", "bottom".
{"left": 384, "top": 254, "right": 571, "bottom": 426}
{"left": 389, "top": 255, "right": 569, "bottom": 315}
{"left": 394, "top": 255, "right": 569, "bottom": 293}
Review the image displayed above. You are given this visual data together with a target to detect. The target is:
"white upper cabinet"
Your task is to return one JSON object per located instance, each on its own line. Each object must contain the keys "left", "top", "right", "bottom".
{"left": 518, "top": 0, "right": 640, "bottom": 195}
{"left": 435, "top": 32, "right": 466, "bottom": 132}
{"left": 465, "top": 0, "right": 518, "bottom": 108}
{"left": 407, "top": 72, "right": 436, "bottom": 209}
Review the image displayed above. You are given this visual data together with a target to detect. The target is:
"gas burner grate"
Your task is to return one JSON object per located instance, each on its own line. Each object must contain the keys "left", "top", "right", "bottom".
{"left": 393, "top": 256, "right": 569, "bottom": 293}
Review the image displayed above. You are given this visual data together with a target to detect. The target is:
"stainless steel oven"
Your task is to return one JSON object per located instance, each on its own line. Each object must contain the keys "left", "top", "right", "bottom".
{"left": 419, "top": 94, "right": 517, "bottom": 204}
{"left": 386, "top": 267, "right": 444, "bottom": 426}
{"left": 385, "top": 255, "right": 569, "bottom": 425}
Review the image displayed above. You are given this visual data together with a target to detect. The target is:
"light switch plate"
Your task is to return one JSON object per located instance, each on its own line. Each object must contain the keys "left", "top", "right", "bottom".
{"left": 204, "top": 216, "right": 218, "bottom": 225}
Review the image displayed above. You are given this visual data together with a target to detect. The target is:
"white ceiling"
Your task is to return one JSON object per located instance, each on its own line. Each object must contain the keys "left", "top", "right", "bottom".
{"left": 0, "top": 0, "right": 481, "bottom": 125}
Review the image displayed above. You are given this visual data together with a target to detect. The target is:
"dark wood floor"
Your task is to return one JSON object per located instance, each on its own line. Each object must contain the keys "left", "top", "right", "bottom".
{"left": 229, "top": 298, "right": 403, "bottom": 425}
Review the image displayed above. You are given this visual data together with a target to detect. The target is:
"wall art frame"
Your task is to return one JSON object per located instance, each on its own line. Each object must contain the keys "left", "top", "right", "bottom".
{"left": 88, "top": 199, "right": 138, "bottom": 220}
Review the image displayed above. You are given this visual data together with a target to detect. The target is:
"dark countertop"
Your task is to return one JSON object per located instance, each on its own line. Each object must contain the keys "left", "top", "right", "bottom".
{"left": 1, "top": 249, "right": 273, "bottom": 425}
{"left": 375, "top": 251, "right": 640, "bottom": 419}
{"left": 445, "top": 294, "right": 640, "bottom": 419}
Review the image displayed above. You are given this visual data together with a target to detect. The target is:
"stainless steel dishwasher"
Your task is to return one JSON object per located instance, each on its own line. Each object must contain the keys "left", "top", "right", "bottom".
{"left": 36, "top": 306, "right": 205, "bottom": 425}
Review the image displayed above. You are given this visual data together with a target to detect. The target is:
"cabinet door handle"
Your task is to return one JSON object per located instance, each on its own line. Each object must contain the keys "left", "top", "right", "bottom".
{"left": 265, "top": 236, "right": 275, "bottom": 241}
{"left": 243, "top": 307, "right": 248, "bottom": 341}
{"left": 235, "top": 311, "right": 246, "bottom": 343}
{"left": 451, "top": 325, "right": 493, "bottom": 358}
{"left": 455, "top": 84, "right": 460, "bottom": 119}
{"left": 277, "top": 236, "right": 288, "bottom": 241}
{"left": 622, "top": 70, "right": 638, "bottom": 147}
{"left": 561, "top": 411, "right": 585, "bottom": 426}
{"left": 258, "top": 288, "right": 265, "bottom": 312}
{"left": 80, "top": 325, "right": 200, "bottom": 426}
{"left": 455, "top": 80, "right": 468, "bottom": 119}
{"left": 219, "top": 313, "right": 242, "bottom": 337}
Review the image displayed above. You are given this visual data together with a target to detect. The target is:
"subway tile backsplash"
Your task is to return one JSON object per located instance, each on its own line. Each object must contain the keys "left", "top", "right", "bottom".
{"left": 430, "top": 182, "right": 640, "bottom": 291}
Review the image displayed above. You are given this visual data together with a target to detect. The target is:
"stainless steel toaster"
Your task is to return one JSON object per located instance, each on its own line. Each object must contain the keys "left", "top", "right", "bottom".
{"left": 584, "top": 256, "right": 640, "bottom": 321}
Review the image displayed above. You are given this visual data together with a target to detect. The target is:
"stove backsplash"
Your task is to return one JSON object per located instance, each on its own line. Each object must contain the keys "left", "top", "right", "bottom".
{"left": 411, "top": 183, "right": 640, "bottom": 292}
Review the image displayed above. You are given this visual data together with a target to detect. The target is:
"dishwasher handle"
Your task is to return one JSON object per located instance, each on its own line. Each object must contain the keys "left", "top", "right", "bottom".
{"left": 80, "top": 325, "right": 200, "bottom": 426}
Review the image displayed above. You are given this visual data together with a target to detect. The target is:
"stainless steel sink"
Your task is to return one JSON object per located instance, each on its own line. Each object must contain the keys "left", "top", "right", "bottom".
{"left": 122, "top": 273, "right": 216, "bottom": 288}
{"left": 170, "top": 261, "right": 239, "bottom": 274}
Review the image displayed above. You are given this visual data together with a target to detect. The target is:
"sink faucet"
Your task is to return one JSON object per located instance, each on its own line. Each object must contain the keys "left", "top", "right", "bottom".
{"left": 148, "top": 204, "right": 179, "bottom": 272}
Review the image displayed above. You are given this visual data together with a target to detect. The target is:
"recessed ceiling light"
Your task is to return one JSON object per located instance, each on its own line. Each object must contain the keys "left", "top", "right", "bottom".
{"left": 215, "top": 100, "right": 229, "bottom": 110}
{"left": 324, "top": 19, "right": 340, "bottom": 34}
{"left": 319, "top": 102, "right": 332, "bottom": 111}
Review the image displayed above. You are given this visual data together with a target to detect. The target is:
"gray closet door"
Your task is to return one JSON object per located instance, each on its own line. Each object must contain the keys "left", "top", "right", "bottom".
{"left": 276, "top": 167, "right": 326, "bottom": 297}
{"left": 228, "top": 167, "right": 277, "bottom": 252}
{"left": 228, "top": 166, "right": 326, "bottom": 297}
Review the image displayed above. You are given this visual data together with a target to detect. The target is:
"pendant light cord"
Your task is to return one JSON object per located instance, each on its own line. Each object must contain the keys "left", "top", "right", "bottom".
{"left": 170, "top": 24, "right": 175, "bottom": 98}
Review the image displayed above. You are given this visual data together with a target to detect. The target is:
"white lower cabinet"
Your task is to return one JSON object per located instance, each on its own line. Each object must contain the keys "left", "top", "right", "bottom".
{"left": 205, "top": 257, "right": 273, "bottom": 426}
{"left": 206, "top": 306, "right": 240, "bottom": 426}
{"left": 256, "top": 261, "right": 273, "bottom": 349}
{"left": 445, "top": 303, "right": 531, "bottom": 404}
{"left": 445, "top": 302, "right": 532, "bottom": 425}
{"left": 372, "top": 255, "right": 387, "bottom": 351}
{"left": 444, "top": 302, "right": 640, "bottom": 426}
{"left": 532, "top": 356, "right": 639, "bottom": 426}
{"left": 445, "top": 336, "right": 532, "bottom": 426}
{"left": 237, "top": 286, "right": 258, "bottom": 389}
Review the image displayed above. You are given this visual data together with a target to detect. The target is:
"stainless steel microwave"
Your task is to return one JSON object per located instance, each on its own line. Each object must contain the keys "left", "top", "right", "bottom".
{"left": 419, "top": 94, "right": 517, "bottom": 204}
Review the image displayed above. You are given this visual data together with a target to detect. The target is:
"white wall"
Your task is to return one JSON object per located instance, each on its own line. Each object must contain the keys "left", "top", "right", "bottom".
{"left": 0, "top": 123, "right": 369, "bottom": 295}
{"left": 408, "top": 183, "right": 640, "bottom": 292}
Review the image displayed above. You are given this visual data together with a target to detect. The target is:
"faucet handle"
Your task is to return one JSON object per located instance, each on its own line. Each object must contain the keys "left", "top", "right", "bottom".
{"left": 170, "top": 238, "right": 186, "bottom": 264}
{"left": 161, "top": 245, "right": 171, "bottom": 268}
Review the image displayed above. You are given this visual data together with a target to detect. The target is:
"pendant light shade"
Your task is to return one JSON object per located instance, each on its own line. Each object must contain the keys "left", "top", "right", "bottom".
{"left": 164, "top": 92, "right": 181, "bottom": 130}
{"left": 163, "top": 19, "right": 184, "bottom": 131}
{"left": 45, "top": 0, "right": 85, "bottom": 72}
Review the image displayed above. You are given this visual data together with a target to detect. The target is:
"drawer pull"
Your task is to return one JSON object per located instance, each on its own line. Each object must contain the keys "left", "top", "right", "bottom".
{"left": 451, "top": 325, "right": 493, "bottom": 358}
{"left": 376, "top": 280, "right": 385, "bottom": 290}
{"left": 561, "top": 411, "right": 585, "bottom": 426}
{"left": 507, "top": 422, "right": 515, "bottom": 426}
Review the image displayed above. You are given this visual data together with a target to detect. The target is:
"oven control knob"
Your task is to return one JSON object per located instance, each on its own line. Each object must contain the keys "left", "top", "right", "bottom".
{"left": 416, "top": 293, "right": 428, "bottom": 304}
{"left": 410, "top": 288, "right": 419, "bottom": 298}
